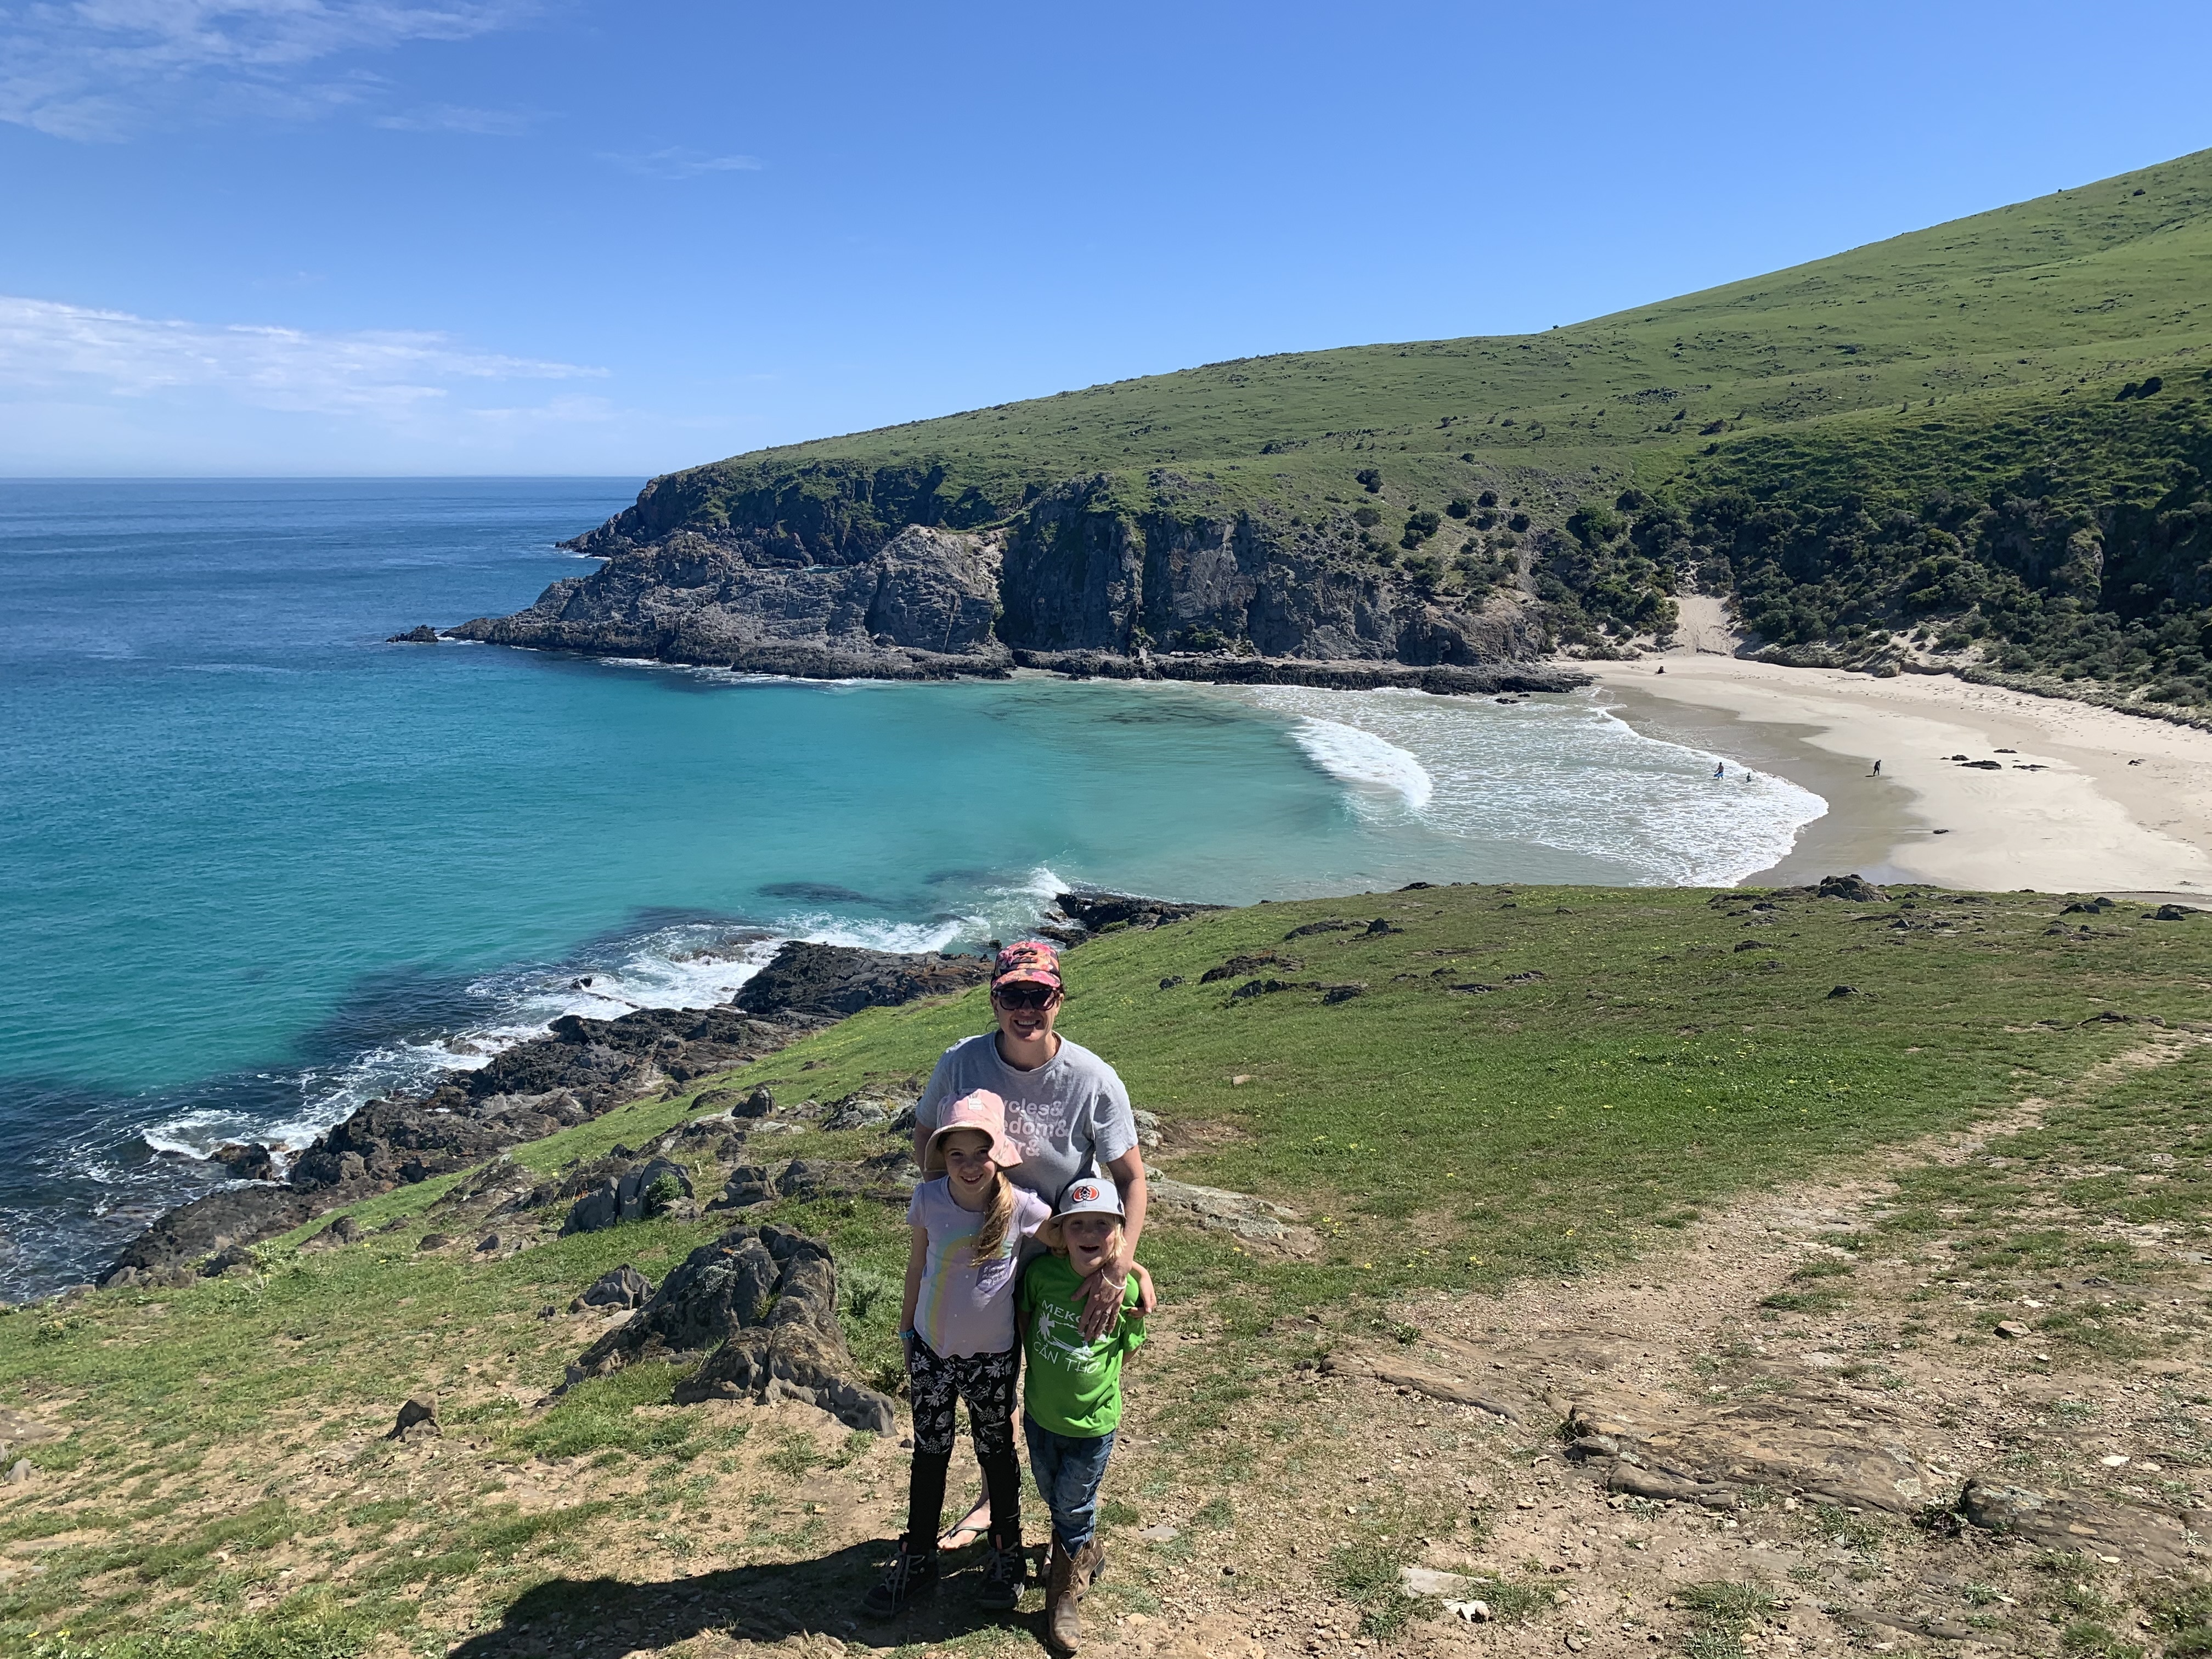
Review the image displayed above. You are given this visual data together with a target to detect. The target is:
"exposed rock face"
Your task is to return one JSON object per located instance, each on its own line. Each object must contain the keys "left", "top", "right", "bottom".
{"left": 566, "top": 1224, "right": 896, "bottom": 1434}
{"left": 448, "top": 524, "right": 1007, "bottom": 680}
{"left": 732, "top": 940, "right": 989, "bottom": 1020}
{"left": 442, "top": 469, "right": 1586, "bottom": 685}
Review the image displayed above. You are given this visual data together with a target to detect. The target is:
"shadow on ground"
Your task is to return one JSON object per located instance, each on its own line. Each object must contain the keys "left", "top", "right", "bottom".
{"left": 446, "top": 1541, "right": 1044, "bottom": 1656}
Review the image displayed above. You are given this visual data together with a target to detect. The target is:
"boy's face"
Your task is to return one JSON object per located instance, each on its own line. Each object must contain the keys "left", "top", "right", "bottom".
{"left": 1061, "top": 1212, "right": 1120, "bottom": 1274}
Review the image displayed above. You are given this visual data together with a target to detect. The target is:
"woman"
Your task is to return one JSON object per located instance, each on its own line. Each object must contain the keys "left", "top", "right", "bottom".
{"left": 910, "top": 936, "right": 1154, "bottom": 1549}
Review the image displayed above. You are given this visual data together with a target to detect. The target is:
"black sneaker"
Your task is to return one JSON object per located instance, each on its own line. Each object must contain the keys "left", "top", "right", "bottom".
{"left": 976, "top": 1539, "right": 1027, "bottom": 1610}
{"left": 861, "top": 1547, "right": 938, "bottom": 1619}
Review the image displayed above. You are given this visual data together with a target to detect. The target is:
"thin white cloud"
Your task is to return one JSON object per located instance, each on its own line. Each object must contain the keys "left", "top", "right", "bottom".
{"left": 598, "top": 145, "right": 763, "bottom": 180}
{"left": 0, "top": 293, "right": 602, "bottom": 419}
{"left": 0, "top": 1, "right": 534, "bottom": 140}
{"left": 373, "top": 101, "right": 536, "bottom": 135}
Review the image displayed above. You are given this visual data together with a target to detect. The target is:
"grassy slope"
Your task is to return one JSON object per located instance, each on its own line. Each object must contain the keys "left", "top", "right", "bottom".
{"left": 657, "top": 149, "right": 2211, "bottom": 516}
{"left": 5, "top": 883, "right": 2210, "bottom": 1654}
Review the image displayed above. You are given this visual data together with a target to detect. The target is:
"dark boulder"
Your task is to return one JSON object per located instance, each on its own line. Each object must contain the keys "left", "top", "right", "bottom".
{"left": 388, "top": 1397, "right": 439, "bottom": 1440}
{"left": 732, "top": 941, "right": 989, "bottom": 1021}
{"left": 211, "top": 1142, "right": 278, "bottom": 1182}
{"left": 561, "top": 1157, "right": 694, "bottom": 1235}
{"left": 1200, "top": 952, "right": 1300, "bottom": 984}
{"left": 709, "top": 1166, "right": 776, "bottom": 1210}
{"left": 573, "top": 1265, "right": 654, "bottom": 1312}
{"left": 1817, "top": 873, "right": 1887, "bottom": 901}
{"left": 386, "top": 625, "right": 442, "bottom": 644}
{"left": 1052, "top": 891, "right": 1223, "bottom": 936}
{"left": 2152, "top": 904, "right": 2202, "bottom": 921}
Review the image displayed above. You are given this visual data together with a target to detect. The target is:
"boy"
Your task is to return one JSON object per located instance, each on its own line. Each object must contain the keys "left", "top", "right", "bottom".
{"left": 1020, "top": 1177, "right": 1155, "bottom": 1654}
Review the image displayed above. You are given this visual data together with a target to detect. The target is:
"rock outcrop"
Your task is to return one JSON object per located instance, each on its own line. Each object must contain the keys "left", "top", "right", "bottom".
{"left": 442, "top": 467, "right": 1588, "bottom": 687}
{"left": 731, "top": 941, "right": 989, "bottom": 1020}
{"left": 566, "top": 1224, "right": 896, "bottom": 1434}
{"left": 449, "top": 524, "right": 1007, "bottom": 680}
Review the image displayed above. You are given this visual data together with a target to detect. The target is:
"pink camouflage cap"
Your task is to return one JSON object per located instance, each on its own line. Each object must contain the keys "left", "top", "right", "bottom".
{"left": 992, "top": 938, "right": 1062, "bottom": 990}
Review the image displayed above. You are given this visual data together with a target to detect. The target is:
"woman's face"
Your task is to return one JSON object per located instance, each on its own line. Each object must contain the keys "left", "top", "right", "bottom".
{"left": 992, "top": 978, "right": 1061, "bottom": 1046}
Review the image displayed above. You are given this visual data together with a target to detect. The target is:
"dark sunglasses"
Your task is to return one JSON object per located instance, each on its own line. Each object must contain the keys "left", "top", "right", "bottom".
{"left": 992, "top": 981, "right": 1059, "bottom": 1009}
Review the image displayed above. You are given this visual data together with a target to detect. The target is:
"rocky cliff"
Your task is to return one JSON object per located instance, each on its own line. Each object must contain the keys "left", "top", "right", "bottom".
{"left": 447, "top": 466, "right": 1577, "bottom": 690}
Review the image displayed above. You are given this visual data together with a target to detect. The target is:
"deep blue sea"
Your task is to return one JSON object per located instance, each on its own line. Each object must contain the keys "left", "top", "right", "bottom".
{"left": 0, "top": 478, "right": 1825, "bottom": 1298}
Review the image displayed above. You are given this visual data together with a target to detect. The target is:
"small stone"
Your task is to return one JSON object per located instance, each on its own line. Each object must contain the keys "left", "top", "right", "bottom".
{"left": 388, "top": 1397, "right": 439, "bottom": 1440}
{"left": 476, "top": 1234, "right": 500, "bottom": 1252}
{"left": 1230, "top": 1075, "right": 1255, "bottom": 1086}
{"left": 1995, "top": 1320, "right": 2033, "bottom": 1339}
{"left": 1446, "top": 1600, "right": 1491, "bottom": 1623}
{"left": 1566, "top": 1637, "right": 1588, "bottom": 1653}
{"left": 1137, "top": 1524, "right": 1180, "bottom": 1543}
{"left": 1827, "top": 985, "right": 1859, "bottom": 998}
{"left": 417, "top": 1233, "right": 452, "bottom": 1251}
{"left": 2101, "top": 1454, "right": 2130, "bottom": 1468}
{"left": 5, "top": 1458, "right": 32, "bottom": 1483}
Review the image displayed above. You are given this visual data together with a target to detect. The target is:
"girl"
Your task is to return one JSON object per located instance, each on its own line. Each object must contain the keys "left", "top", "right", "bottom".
{"left": 1020, "top": 1177, "right": 1156, "bottom": 1654}
{"left": 863, "top": 1087, "right": 1050, "bottom": 1619}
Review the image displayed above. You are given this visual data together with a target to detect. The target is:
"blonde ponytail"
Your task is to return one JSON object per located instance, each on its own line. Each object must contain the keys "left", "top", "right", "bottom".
{"left": 971, "top": 1170, "right": 1015, "bottom": 1263}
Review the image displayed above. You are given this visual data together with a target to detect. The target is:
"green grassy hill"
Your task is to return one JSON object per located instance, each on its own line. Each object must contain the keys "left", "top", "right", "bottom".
{"left": 7, "top": 884, "right": 2212, "bottom": 1657}
{"left": 598, "top": 149, "right": 2212, "bottom": 703}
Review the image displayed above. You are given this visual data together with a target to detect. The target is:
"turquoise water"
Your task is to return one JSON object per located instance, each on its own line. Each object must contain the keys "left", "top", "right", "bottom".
{"left": 0, "top": 479, "right": 1822, "bottom": 1296}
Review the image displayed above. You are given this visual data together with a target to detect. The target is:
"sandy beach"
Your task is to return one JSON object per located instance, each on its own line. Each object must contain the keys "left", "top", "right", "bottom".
{"left": 1588, "top": 605, "right": 2212, "bottom": 896}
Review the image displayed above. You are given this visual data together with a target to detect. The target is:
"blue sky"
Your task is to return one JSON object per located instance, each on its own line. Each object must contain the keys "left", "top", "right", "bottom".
{"left": 2, "top": 1, "right": 2207, "bottom": 476}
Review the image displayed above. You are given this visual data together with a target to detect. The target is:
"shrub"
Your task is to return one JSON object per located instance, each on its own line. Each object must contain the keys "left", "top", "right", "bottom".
{"left": 1446, "top": 497, "right": 1472, "bottom": 518}
{"left": 1509, "top": 512, "right": 1531, "bottom": 532}
{"left": 1356, "top": 469, "right": 1383, "bottom": 493}
{"left": 1477, "top": 489, "right": 1498, "bottom": 508}
{"left": 1353, "top": 505, "right": 1381, "bottom": 528}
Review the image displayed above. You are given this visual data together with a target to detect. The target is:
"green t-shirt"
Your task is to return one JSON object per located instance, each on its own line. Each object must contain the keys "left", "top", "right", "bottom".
{"left": 1018, "top": 1252, "right": 1146, "bottom": 1438}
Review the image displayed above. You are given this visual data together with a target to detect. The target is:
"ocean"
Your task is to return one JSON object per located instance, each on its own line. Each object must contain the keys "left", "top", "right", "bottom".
{"left": 0, "top": 478, "right": 1824, "bottom": 1299}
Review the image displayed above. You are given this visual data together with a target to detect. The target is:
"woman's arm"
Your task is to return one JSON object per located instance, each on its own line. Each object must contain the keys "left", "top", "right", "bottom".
{"left": 899, "top": 1223, "right": 928, "bottom": 1341}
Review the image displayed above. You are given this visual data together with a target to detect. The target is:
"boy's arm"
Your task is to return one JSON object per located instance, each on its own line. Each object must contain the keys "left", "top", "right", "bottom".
{"left": 1125, "top": 1261, "right": 1156, "bottom": 1325}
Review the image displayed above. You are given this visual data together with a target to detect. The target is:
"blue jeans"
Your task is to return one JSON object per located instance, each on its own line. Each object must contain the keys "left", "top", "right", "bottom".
{"left": 1023, "top": 1414, "right": 1116, "bottom": 1550}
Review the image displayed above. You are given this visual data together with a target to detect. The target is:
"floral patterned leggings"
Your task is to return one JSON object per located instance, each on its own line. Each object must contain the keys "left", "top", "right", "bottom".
{"left": 904, "top": 1336, "right": 1022, "bottom": 1550}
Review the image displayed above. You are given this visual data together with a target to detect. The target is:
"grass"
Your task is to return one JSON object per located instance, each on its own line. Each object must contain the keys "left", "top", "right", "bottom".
{"left": 3, "top": 881, "right": 2209, "bottom": 1649}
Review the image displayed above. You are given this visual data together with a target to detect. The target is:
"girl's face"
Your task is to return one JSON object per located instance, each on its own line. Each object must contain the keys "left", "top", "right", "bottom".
{"left": 939, "top": 1129, "right": 998, "bottom": 1194}
{"left": 1060, "top": 1212, "right": 1121, "bottom": 1275}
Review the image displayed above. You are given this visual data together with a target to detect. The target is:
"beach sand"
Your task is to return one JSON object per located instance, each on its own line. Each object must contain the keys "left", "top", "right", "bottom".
{"left": 1587, "top": 603, "right": 2212, "bottom": 896}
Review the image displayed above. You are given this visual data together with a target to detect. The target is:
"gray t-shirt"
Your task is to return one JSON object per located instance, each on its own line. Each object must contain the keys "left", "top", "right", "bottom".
{"left": 917, "top": 1034, "right": 1139, "bottom": 1204}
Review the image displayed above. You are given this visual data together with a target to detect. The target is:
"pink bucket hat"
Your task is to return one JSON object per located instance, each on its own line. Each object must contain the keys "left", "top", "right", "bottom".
{"left": 923, "top": 1087, "right": 1022, "bottom": 1174}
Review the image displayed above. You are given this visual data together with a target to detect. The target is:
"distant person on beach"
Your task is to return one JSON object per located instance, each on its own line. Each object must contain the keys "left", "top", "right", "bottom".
{"left": 1020, "top": 1177, "right": 1154, "bottom": 1652}
{"left": 864, "top": 1089, "right": 1049, "bottom": 1618}
{"left": 1872, "top": 759, "right": 1882, "bottom": 775}
{"left": 912, "top": 939, "right": 1154, "bottom": 1549}
{"left": 1713, "top": 761, "right": 1725, "bottom": 779}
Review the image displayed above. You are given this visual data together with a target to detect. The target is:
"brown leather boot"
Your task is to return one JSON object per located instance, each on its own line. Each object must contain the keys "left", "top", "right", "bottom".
{"left": 1044, "top": 1539, "right": 1080, "bottom": 1652}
